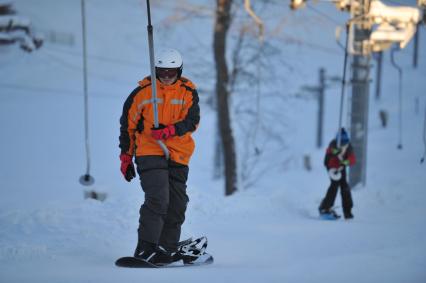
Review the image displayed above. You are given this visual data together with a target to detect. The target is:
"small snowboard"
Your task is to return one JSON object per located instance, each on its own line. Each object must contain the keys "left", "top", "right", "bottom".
{"left": 115, "top": 253, "right": 214, "bottom": 268}
{"left": 319, "top": 210, "right": 341, "bottom": 220}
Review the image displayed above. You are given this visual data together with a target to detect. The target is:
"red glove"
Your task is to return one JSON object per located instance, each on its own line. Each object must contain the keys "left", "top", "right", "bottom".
{"left": 151, "top": 124, "right": 176, "bottom": 140}
{"left": 120, "top": 154, "right": 136, "bottom": 182}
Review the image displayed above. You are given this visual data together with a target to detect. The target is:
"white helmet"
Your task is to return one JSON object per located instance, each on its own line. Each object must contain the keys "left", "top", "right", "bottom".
{"left": 155, "top": 48, "right": 183, "bottom": 79}
{"left": 155, "top": 48, "right": 183, "bottom": 69}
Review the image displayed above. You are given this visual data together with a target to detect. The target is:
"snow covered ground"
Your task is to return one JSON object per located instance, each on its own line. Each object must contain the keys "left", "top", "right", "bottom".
{"left": 0, "top": 1, "right": 425, "bottom": 282}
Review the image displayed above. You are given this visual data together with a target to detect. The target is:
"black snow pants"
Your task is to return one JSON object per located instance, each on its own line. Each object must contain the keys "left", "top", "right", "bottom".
{"left": 135, "top": 155, "right": 189, "bottom": 252}
{"left": 319, "top": 169, "right": 353, "bottom": 217}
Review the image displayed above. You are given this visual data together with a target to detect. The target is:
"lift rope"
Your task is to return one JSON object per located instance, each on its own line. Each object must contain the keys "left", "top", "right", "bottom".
{"left": 244, "top": 0, "right": 264, "bottom": 156}
{"left": 79, "top": 0, "right": 94, "bottom": 186}
{"left": 250, "top": 34, "right": 264, "bottom": 156}
{"left": 336, "top": 23, "right": 350, "bottom": 148}
{"left": 146, "top": 0, "right": 169, "bottom": 159}
{"left": 421, "top": 102, "right": 426, "bottom": 164}
{"left": 390, "top": 46, "right": 403, "bottom": 150}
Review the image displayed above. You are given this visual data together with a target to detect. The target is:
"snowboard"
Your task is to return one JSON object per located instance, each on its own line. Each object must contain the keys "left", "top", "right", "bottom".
{"left": 115, "top": 236, "right": 213, "bottom": 268}
{"left": 319, "top": 210, "right": 341, "bottom": 220}
{"left": 115, "top": 253, "right": 214, "bottom": 268}
{"left": 319, "top": 213, "right": 341, "bottom": 220}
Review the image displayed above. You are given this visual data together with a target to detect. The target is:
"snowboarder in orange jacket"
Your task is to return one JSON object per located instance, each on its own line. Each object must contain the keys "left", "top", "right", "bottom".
{"left": 119, "top": 49, "right": 200, "bottom": 264}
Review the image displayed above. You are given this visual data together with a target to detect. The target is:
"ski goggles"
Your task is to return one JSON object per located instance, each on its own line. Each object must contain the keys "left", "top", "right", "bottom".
{"left": 156, "top": 68, "right": 178, "bottom": 78}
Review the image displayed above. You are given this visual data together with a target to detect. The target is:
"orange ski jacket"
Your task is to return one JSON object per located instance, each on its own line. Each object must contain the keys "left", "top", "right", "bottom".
{"left": 119, "top": 76, "right": 200, "bottom": 165}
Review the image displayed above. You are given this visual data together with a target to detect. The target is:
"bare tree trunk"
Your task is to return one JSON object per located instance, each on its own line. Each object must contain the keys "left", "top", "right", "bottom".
{"left": 213, "top": 0, "right": 237, "bottom": 196}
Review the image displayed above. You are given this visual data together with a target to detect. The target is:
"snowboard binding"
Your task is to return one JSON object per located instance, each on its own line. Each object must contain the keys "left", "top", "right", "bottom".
{"left": 175, "top": 236, "right": 211, "bottom": 264}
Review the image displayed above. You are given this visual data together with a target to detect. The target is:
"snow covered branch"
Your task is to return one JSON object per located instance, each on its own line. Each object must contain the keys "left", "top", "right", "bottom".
{"left": 0, "top": 3, "right": 43, "bottom": 52}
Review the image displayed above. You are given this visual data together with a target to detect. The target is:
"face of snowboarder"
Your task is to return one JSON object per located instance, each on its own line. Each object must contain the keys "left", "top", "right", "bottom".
{"left": 157, "top": 68, "right": 178, "bottom": 85}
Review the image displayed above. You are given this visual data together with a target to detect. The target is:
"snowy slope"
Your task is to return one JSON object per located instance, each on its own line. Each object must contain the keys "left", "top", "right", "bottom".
{"left": 1, "top": 1, "right": 426, "bottom": 283}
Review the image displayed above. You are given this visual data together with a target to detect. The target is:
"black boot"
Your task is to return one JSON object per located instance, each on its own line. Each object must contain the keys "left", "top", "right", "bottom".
{"left": 134, "top": 241, "right": 156, "bottom": 260}
{"left": 344, "top": 212, "right": 354, "bottom": 220}
{"left": 134, "top": 241, "right": 174, "bottom": 266}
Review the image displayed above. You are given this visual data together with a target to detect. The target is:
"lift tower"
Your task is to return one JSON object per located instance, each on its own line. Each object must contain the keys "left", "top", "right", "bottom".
{"left": 348, "top": 0, "right": 371, "bottom": 188}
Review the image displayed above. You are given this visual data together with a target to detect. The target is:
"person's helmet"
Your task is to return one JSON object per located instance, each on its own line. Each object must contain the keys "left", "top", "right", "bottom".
{"left": 155, "top": 48, "right": 183, "bottom": 78}
{"left": 336, "top": 128, "right": 350, "bottom": 145}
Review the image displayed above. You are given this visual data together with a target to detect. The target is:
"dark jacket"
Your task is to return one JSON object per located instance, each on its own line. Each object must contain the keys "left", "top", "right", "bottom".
{"left": 324, "top": 139, "right": 356, "bottom": 170}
